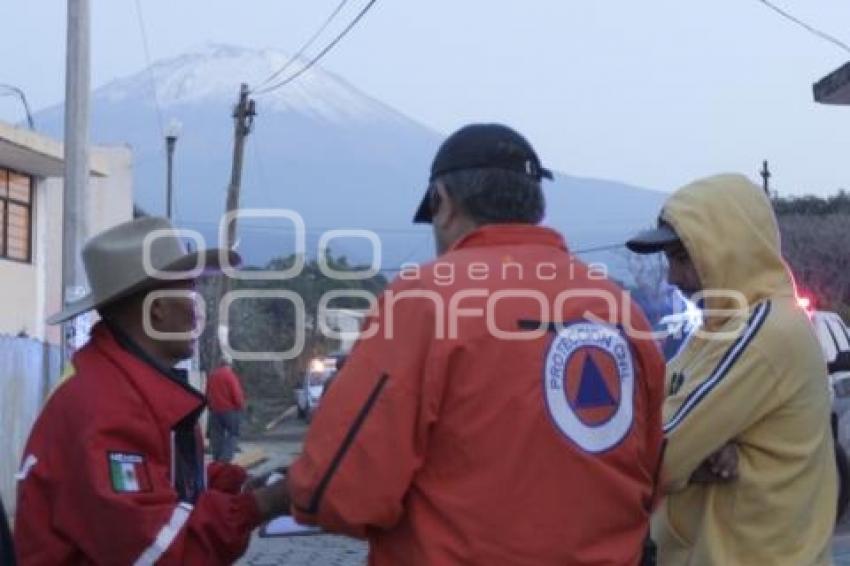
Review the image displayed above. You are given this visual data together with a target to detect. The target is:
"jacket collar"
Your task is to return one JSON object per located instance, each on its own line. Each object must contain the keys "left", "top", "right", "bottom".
{"left": 449, "top": 224, "right": 569, "bottom": 253}
{"left": 76, "top": 322, "right": 205, "bottom": 429}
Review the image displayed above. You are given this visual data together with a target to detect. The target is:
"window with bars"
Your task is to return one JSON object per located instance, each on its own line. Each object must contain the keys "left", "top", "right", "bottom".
{"left": 0, "top": 167, "right": 34, "bottom": 263}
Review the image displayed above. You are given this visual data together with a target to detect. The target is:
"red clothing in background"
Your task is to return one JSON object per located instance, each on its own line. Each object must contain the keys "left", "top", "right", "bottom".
{"left": 207, "top": 365, "right": 246, "bottom": 413}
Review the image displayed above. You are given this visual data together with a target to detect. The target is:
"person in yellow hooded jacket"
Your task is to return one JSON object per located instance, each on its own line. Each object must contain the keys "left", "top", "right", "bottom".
{"left": 626, "top": 173, "right": 837, "bottom": 565}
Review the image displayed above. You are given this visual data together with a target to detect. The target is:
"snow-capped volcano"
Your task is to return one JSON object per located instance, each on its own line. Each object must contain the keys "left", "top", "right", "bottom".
{"left": 99, "top": 43, "right": 397, "bottom": 124}
{"left": 33, "top": 44, "right": 666, "bottom": 274}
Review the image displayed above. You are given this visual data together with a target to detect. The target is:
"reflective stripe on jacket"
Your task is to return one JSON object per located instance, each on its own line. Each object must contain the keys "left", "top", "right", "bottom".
{"left": 14, "top": 323, "right": 261, "bottom": 565}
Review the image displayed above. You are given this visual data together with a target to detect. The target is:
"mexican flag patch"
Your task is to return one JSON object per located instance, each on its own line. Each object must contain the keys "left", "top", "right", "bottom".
{"left": 108, "top": 452, "right": 152, "bottom": 493}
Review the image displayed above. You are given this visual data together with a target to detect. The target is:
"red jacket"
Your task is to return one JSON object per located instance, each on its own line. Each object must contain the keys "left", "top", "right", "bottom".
{"left": 14, "top": 324, "right": 261, "bottom": 565}
{"left": 206, "top": 365, "right": 246, "bottom": 413}
{"left": 288, "top": 225, "right": 666, "bottom": 565}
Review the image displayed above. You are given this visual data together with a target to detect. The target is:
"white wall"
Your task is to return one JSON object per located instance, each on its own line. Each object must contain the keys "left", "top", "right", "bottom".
{"left": 0, "top": 139, "right": 134, "bottom": 521}
{"left": 0, "top": 144, "right": 133, "bottom": 345}
{"left": 0, "top": 335, "right": 60, "bottom": 517}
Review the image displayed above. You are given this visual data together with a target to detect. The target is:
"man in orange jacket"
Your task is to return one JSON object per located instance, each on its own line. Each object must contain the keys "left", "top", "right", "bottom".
{"left": 283, "top": 124, "right": 666, "bottom": 565}
{"left": 14, "top": 218, "right": 287, "bottom": 565}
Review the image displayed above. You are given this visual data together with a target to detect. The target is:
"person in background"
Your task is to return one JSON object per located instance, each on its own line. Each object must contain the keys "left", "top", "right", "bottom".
{"left": 207, "top": 355, "right": 246, "bottom": 463}
{"left": 14, "top": 217, "right": 287, "bottom": 565}
{"left": 626, "top": 174, "right": 837, "bottom": 565}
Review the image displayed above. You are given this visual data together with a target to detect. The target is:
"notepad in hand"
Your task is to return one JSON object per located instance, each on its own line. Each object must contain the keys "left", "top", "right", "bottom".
{"left": 260, "top": 516, "right": 323, "bottom": 538}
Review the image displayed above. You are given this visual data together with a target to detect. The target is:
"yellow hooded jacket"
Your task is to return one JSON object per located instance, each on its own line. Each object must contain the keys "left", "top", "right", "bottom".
{"left": 650, "top": 174, "right": 837, "bottom": 565}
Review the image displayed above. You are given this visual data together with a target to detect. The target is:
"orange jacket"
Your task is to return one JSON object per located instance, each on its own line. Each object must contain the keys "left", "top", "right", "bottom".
{"left": 288, "top": 225, "right": 665, "bottom": 565}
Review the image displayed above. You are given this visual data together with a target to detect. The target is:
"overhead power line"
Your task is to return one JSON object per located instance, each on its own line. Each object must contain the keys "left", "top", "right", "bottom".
{"left": 253, "top": 0, "right": 378, "bottom": 95}
{"left": 753, "top": 0, "right": 850, "bottom": 55}
{"left": 253, "top": 0, "right": 352, "bottom": 92}
{"left": 133, "top": 0, "right": 165, "bottom": 138}
{"left": 574, "top": 243, "right": 626, "bottom": 254}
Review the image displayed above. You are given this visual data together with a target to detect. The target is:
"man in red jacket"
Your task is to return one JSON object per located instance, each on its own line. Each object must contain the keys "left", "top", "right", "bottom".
{"left": 284, "top": 124, "right": 666, "bottom": 565}
{"left": 14, "top": 217, "right": 288, "bottom": 565}
{"left": 207, "top": 358, "right": 246, "bottom": 462}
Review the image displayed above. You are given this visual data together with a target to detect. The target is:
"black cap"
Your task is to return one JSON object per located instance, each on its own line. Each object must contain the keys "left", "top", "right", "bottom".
{"left": 625, "top": 219, "right": 680, "bottom": 254}
{"left": 413, "top": 123, "right": 553, "bottom": 223}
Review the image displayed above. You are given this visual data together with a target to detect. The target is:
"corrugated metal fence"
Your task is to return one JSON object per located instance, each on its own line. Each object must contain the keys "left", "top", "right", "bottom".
{"left": 0, "top": 335, "right": 60, "bottom": 517}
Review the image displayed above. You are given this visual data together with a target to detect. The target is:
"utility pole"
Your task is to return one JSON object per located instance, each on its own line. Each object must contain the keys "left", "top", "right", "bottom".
{"left": 60, "top": 0, "right": 91, "bottom": 366}
{"left": 165, "top": 120, "right": 181, "bottom": 220}
{"left": 211, "top": 83, "right": 255, "bottom": 367}
{"left": 224, "top": 84, "right": 255, "bottom": 252}
{"left": 760, "top": 160, "right": 771, "bottom": 196}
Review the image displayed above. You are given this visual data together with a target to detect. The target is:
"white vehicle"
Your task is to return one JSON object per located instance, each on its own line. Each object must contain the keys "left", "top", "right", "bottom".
{"left": 812, "top": 310, "right": 850, "bottom": 401}
{"left": 295, "top": 354, "right": 346, "bottom": 422}
{"left": 294, "top": 309, "right": 362, "bottom": 422}
{"left": 810, "top": 309, "right": 850, "bottom": 520}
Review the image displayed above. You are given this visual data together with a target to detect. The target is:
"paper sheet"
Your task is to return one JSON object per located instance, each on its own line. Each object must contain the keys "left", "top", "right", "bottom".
{"left": 259, "top": 516, "right": 323, "bottom": 538}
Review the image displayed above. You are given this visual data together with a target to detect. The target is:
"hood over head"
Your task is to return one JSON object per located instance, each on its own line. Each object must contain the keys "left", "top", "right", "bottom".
{"left": 660, "top": 173, "right": 794, "bottom": 328}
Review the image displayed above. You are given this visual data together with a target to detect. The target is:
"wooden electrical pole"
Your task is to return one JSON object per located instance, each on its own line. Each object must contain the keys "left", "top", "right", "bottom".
{"left": 224, "top": 84, "right": 255, "bottom": 252}
{"left": 60, "top": 0, "right": 91, "bottom": 365}
{"left": 211, "top": 83, "right": 255, "bottom": 367}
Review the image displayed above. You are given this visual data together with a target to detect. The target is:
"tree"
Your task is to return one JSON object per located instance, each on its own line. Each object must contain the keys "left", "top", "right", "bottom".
{"left": 773, "top": 190, "right": 850, "bottom": 216}
{"left": 197, "top": 251, "right": 387, "bottom": 433}
{"left": 770, "top": 190, "right": 850, "bottom": 318}
{"left": 777, "top": 213, "right": 850, "bottom": 317}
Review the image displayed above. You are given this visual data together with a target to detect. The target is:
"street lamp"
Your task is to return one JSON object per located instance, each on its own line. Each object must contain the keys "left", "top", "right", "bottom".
{"left": 165, "top": 119, "right": 182, "bottom": 220}
{"left": 0, "top": 83, "right": 35, "bottom": 130}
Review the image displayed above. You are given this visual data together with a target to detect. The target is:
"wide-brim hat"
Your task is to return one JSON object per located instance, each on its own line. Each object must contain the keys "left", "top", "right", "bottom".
{"left": 47, "top": 216, "right": 241, "bottom": 324}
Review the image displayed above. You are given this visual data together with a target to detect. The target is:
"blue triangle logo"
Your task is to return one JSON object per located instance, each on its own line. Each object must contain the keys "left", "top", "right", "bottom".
{"left": 575, "top": 355, "right": 616, "bottom": 408}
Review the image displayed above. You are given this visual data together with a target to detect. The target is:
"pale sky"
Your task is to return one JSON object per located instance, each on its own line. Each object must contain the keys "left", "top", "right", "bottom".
{"left": 2, "top": 0, "right": 850, "bottom": 196}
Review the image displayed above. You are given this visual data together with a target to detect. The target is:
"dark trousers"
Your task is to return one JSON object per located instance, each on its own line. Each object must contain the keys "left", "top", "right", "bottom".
{"left": 209, "top": 410, "right": 241, "bottom": 463}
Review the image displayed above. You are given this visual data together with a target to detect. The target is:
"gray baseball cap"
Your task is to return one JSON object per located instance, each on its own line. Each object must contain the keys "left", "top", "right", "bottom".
{"left": 625, "top": 219, "right": 680, "bottom": 254}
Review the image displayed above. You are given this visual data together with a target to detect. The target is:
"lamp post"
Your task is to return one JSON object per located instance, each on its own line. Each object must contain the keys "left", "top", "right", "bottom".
{"left": 165, "top": 119, "right": 182, "bottom": 220}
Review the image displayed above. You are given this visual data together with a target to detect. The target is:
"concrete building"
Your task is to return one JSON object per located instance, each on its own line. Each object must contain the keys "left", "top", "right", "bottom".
{"left": 0, "top": 121, "right": 133, "bottom": 344}
{"left": 0, "top": 120, "right": 133, "bottom": 516}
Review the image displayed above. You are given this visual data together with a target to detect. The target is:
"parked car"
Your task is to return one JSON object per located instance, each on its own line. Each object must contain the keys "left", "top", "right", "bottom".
{"left": 295, "top": 353, "right": 347, "bottom": 422}
{"left": 811, "top": 310, "right": 850, "bottom": 520}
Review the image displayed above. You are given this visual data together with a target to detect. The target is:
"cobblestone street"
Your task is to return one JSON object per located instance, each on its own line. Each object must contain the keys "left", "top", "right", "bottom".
{"left": 239, "top": 416, "right": 850, "bottom": 565}
{"left": 237, "top": 421, "right": 369, "bottom": 565}
{"left": 241, "top": 531, "right": 850, "bottom": 566}
{"left": 239, "top": 534, "right": 367, "bottom": 566}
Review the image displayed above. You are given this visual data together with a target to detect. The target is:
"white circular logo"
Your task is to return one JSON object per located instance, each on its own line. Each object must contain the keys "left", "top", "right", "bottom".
{"left": 543, "top": 322, "right": 635, "bottom": 453}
